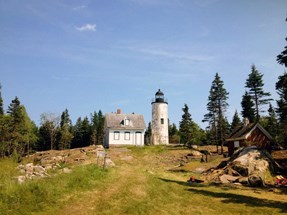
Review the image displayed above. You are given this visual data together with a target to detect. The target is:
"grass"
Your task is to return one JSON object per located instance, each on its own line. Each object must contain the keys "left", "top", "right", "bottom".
{"left": 0, "top": 161, "right": 109, "bottom": 215}
{"left": 1, "top": 145, "right": 287, "bottom": 215}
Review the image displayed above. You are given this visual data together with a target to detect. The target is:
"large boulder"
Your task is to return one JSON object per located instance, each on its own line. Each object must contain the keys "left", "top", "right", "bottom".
{"left": 204, "top": 146, "right": 280, "bottom": 186}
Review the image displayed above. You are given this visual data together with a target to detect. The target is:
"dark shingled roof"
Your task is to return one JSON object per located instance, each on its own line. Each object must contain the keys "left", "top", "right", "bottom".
{"left": 226, "top": 123, "right": 273, "bottom": 141}
{"left": 227, "top": 123, "right": 256, "bottom": 140}
{"left": 105, "top": 113, "right": 146, "bottom": 130}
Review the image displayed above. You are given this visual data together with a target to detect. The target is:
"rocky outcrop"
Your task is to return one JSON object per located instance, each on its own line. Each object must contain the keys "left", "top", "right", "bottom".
{"left": 203, "top": 146, "right": 281, "bottom": 187}
{"left": 16, "top": 145, "right": 114, "bottom": 184}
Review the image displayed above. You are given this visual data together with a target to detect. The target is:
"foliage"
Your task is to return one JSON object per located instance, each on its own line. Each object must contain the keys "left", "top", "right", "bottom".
{"left": 0, "top": 83, "right": 3, "bottom": 115}
{"left": 203, "top": 73, "right": 229, "bottom": 153}
{"left": 144, "top": 122, "right": 152, "bottom": 145}
{"left": 168, "top": 123, "right": 180, "bottom": 144}
{"left": 39, "top": 113, "right": 60, "bottom": 150}
{"left": 180, "top": 104, "right": 205, "bottom": 146}
{"left": 277, "top": 16, "right": 287, "bottom": 67}
{"left": 241, "top": 91, "right": 256, "bottom": 123}
{"left": 276, "top": 72, "right": 287, "bottom": 147}
{"left": 230, "top": 110, "right": 242, "bottom": 131}
{"left": 245, "top": 65, "right": 272, "bottom": 121}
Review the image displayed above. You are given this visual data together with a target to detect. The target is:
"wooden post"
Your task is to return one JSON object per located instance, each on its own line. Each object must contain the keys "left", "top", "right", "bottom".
{"left": 103, "top": 152, "right": 107, "bottom": 170}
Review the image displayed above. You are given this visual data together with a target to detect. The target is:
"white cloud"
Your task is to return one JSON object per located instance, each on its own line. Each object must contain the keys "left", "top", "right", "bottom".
{"left": 75, "top": 24, "right": 96, "bottom": 32}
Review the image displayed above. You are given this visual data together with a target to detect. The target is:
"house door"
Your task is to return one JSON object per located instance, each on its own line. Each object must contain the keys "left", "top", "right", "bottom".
{"left": 135, "top": 132, "right": 142, "bottom": 145}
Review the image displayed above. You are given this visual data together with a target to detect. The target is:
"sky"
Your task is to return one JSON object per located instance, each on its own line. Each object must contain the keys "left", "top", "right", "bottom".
{"left": 0, "top": 0, "right": 286, "bottom": 128}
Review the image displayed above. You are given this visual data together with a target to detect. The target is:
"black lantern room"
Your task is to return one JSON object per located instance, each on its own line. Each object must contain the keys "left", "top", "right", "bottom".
{"left": 153, "top": 89, "right": 167, "bottom": 103}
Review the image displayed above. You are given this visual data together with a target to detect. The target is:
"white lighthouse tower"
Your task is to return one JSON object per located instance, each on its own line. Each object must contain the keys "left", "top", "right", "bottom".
{"left": 151, "top": 89, "right": 169, "bottom": 145}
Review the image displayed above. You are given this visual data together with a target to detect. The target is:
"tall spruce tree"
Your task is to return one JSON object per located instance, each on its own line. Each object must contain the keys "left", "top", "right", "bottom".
{"left": 0, "top": 84, "right": 3, "bottom": 115}
{"left": 231, "top": 110, "right": 242, "bottom": 131}
{"left": 245, "top": 65, "right": 272, "bottom": 121}
{"left": 179, "top": 104, "right": 193, "bottom": 145}
{"left": 97, "top": 110, "right": 105, "bottom": 145}
{"left": 58, "top": 109, "right": 73, "bottom": 150}
{"left": 276, "top": 72, "right": 287, "bottom": 147}
{"left": 241, "top": 91, "right": 256, "bottom": 123}
{"left": 203, "top": 73, "right": 229, "bottom": 154}
{"left": 265, "top": 103, "right": 278, "bottom": 140}
{"left": 277, "top": 16, "right": 287, "bottom": 67}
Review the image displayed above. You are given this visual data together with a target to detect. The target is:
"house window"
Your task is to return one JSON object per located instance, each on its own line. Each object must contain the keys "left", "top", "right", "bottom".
{"left": 125, "top": 119, "right": 130, "bottom": 126}
{"left": 161, "top": 118, "right": 164, "bottom": 124}
{"left": 125, "top": 132, "right": 130, "bottom": 140}
{"left": 114, "top": 131, "right": 120, "bottom": 140}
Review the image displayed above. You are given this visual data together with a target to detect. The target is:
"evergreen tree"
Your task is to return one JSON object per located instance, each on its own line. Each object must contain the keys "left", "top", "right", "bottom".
{"left": 231, "top": 110, "right": 242, "bottom": 131}
{"left": 277, "top": 16, "right": 287, "bottom": 67}
{"left": 60, "top": 108, "right": 71, "bottom": 127}
{"left": 241, "top": 91, "right": 256, "bottom": 123}
{"left": 97, "top": 110, "right": 105, "bottom": 145}
{"left": 245, "top": 65, "right": 272, "bottom": 121}
{"left": 144, "top": 122, "right": 152, "bottom": 145}
{"left": 203, "top": 73, "right": 229, "bottom": 154}
{"left": 91, "top": 111, "right": 99, "bottom": 145}
{"left": 276, "top": 72, "right": 287, "bottom": 147}
{"left": 0, "top": 84, "right": 3, "bottom": 115}
{"left": 58, "top": 124, "right": 73, "bottom": 150}
{"left": 168, "top": 123, "right": 180, "bottom": 144}
{"left": 180, "top": 104, "right": 203, "bottom": 146}
{"left": 58, "top": 109, "right": 73, "bottom": 149}
{"left": 40, "top": 113, "right": 60, "bottom": 150}
{"left": 81, "top": 117, "right": 92, "bottom": 147}
{"left": 265, "top": 104, "right": 278, "bottom": 140}
{"left": 179, "top": 104, "right": 193, "bottom": 145}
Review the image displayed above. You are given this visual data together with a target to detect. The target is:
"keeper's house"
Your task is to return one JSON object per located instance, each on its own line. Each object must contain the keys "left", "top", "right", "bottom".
{"left": 104, "top": 109, "right": 146, "bottom": 147}
{"left": 226, "top": 118, "right": 273, "bottom": 156}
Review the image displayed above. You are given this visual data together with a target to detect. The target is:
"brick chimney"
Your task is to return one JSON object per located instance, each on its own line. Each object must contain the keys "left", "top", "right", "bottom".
{"left": 117, "top": 109, "right": 121, "bottom": 114}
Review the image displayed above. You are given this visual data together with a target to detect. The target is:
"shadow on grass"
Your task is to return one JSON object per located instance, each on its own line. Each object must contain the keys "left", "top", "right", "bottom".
{"left": 159, "top": 178, "right": 287, "bottom": 213}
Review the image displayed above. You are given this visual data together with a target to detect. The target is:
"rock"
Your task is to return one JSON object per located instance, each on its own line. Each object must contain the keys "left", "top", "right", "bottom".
{"left": 193, "top": 167, "right": 206, "bottom": 174}
{"left": 189, "top": 150, "right": 202, "bottom": 157}
{"left": 219, "top": 174, "right": 239, "bottom": 184}
{"left": 105, "top": 158, "right": 115, "bottom": 167}
{"left": 33, "top": 165, "right": 45, "bottom": 174}
{"left": 190, "top": 145, "right": 198, "bottom": 150}
{"left": 62, "top": 167, "right": 72, "bottom": 173}
{"left": 238, "top": 177, "right": 249, "bottom": 185}
{"left": 16, "top": 176, "right": 26, "bottom": 184}
{"left": 248, "top": 174, "right": 264, "bottom": 187}
{"left": 120, "top": 155, "right": 133, "bottom": 161}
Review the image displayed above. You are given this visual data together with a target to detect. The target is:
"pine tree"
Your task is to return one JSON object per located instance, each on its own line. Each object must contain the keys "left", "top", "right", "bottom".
{"left": 179, "top": 104, "right": 193, "bottom": 145}
{"left": 265, "top": 104, "right": 278, "bottom": 140}
{"left": 60, "top": 108, "right": 71, "bottom": 127}
{"left": 276, "top": 72, "right": 287, "bottom": 147}
{"left": 231, "top": 110, "right": 242, "bottom": 131}
{"left": 91, "top": 111, "right": 99, "bottom": 144}
{"left": 97, "top": 110, "right": 105, "bottom": 145}
{"left": 144, "top": 122, "right": 152, "bottom": 145}
{"left": 58, "top": 109, "right": 73, "bottom": 149}
{"left": 0, "top": 84, "right": 3, "bottom": 115}
{"left": 277, "top": 16, "right": 287, "bottom": 67}
{"left": 203, "top": 73, "right": 229, "bottom": 154}
{"left": 245, "top": 65, "right": 272, "bottom": 121}
{"left": 180, "top": 104, "right": 203, "bottom": 146}
{"left": 241, "top": 91, "right": 256, "bottom": 123}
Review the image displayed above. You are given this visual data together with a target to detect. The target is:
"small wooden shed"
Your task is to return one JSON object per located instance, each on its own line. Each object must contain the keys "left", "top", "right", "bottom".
{"left": 226, "top": 120, "right": 273, "bottom": 156}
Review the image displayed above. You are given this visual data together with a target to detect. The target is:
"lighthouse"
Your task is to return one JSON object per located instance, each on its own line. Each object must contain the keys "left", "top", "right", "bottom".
{"left": 151, "top": 89, "right": 169, "bottom": 145}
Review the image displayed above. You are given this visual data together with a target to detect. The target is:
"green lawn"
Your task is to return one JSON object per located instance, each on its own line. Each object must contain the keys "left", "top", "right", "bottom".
{"left": 0, "top": 146, "right": 286, "bottom": 215}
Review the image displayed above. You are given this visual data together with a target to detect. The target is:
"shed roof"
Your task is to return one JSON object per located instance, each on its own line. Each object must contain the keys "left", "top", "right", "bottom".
{"left": 226, "top": 123, "right": 273, "bottom": 142}
{"left": 105, "top": 113, "right": 146, "bottom": 130}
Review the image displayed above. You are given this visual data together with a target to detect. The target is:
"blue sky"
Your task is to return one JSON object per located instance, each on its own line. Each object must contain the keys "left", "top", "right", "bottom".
{"left": 0, "top": 0, "right": 286, "bottom": 128}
